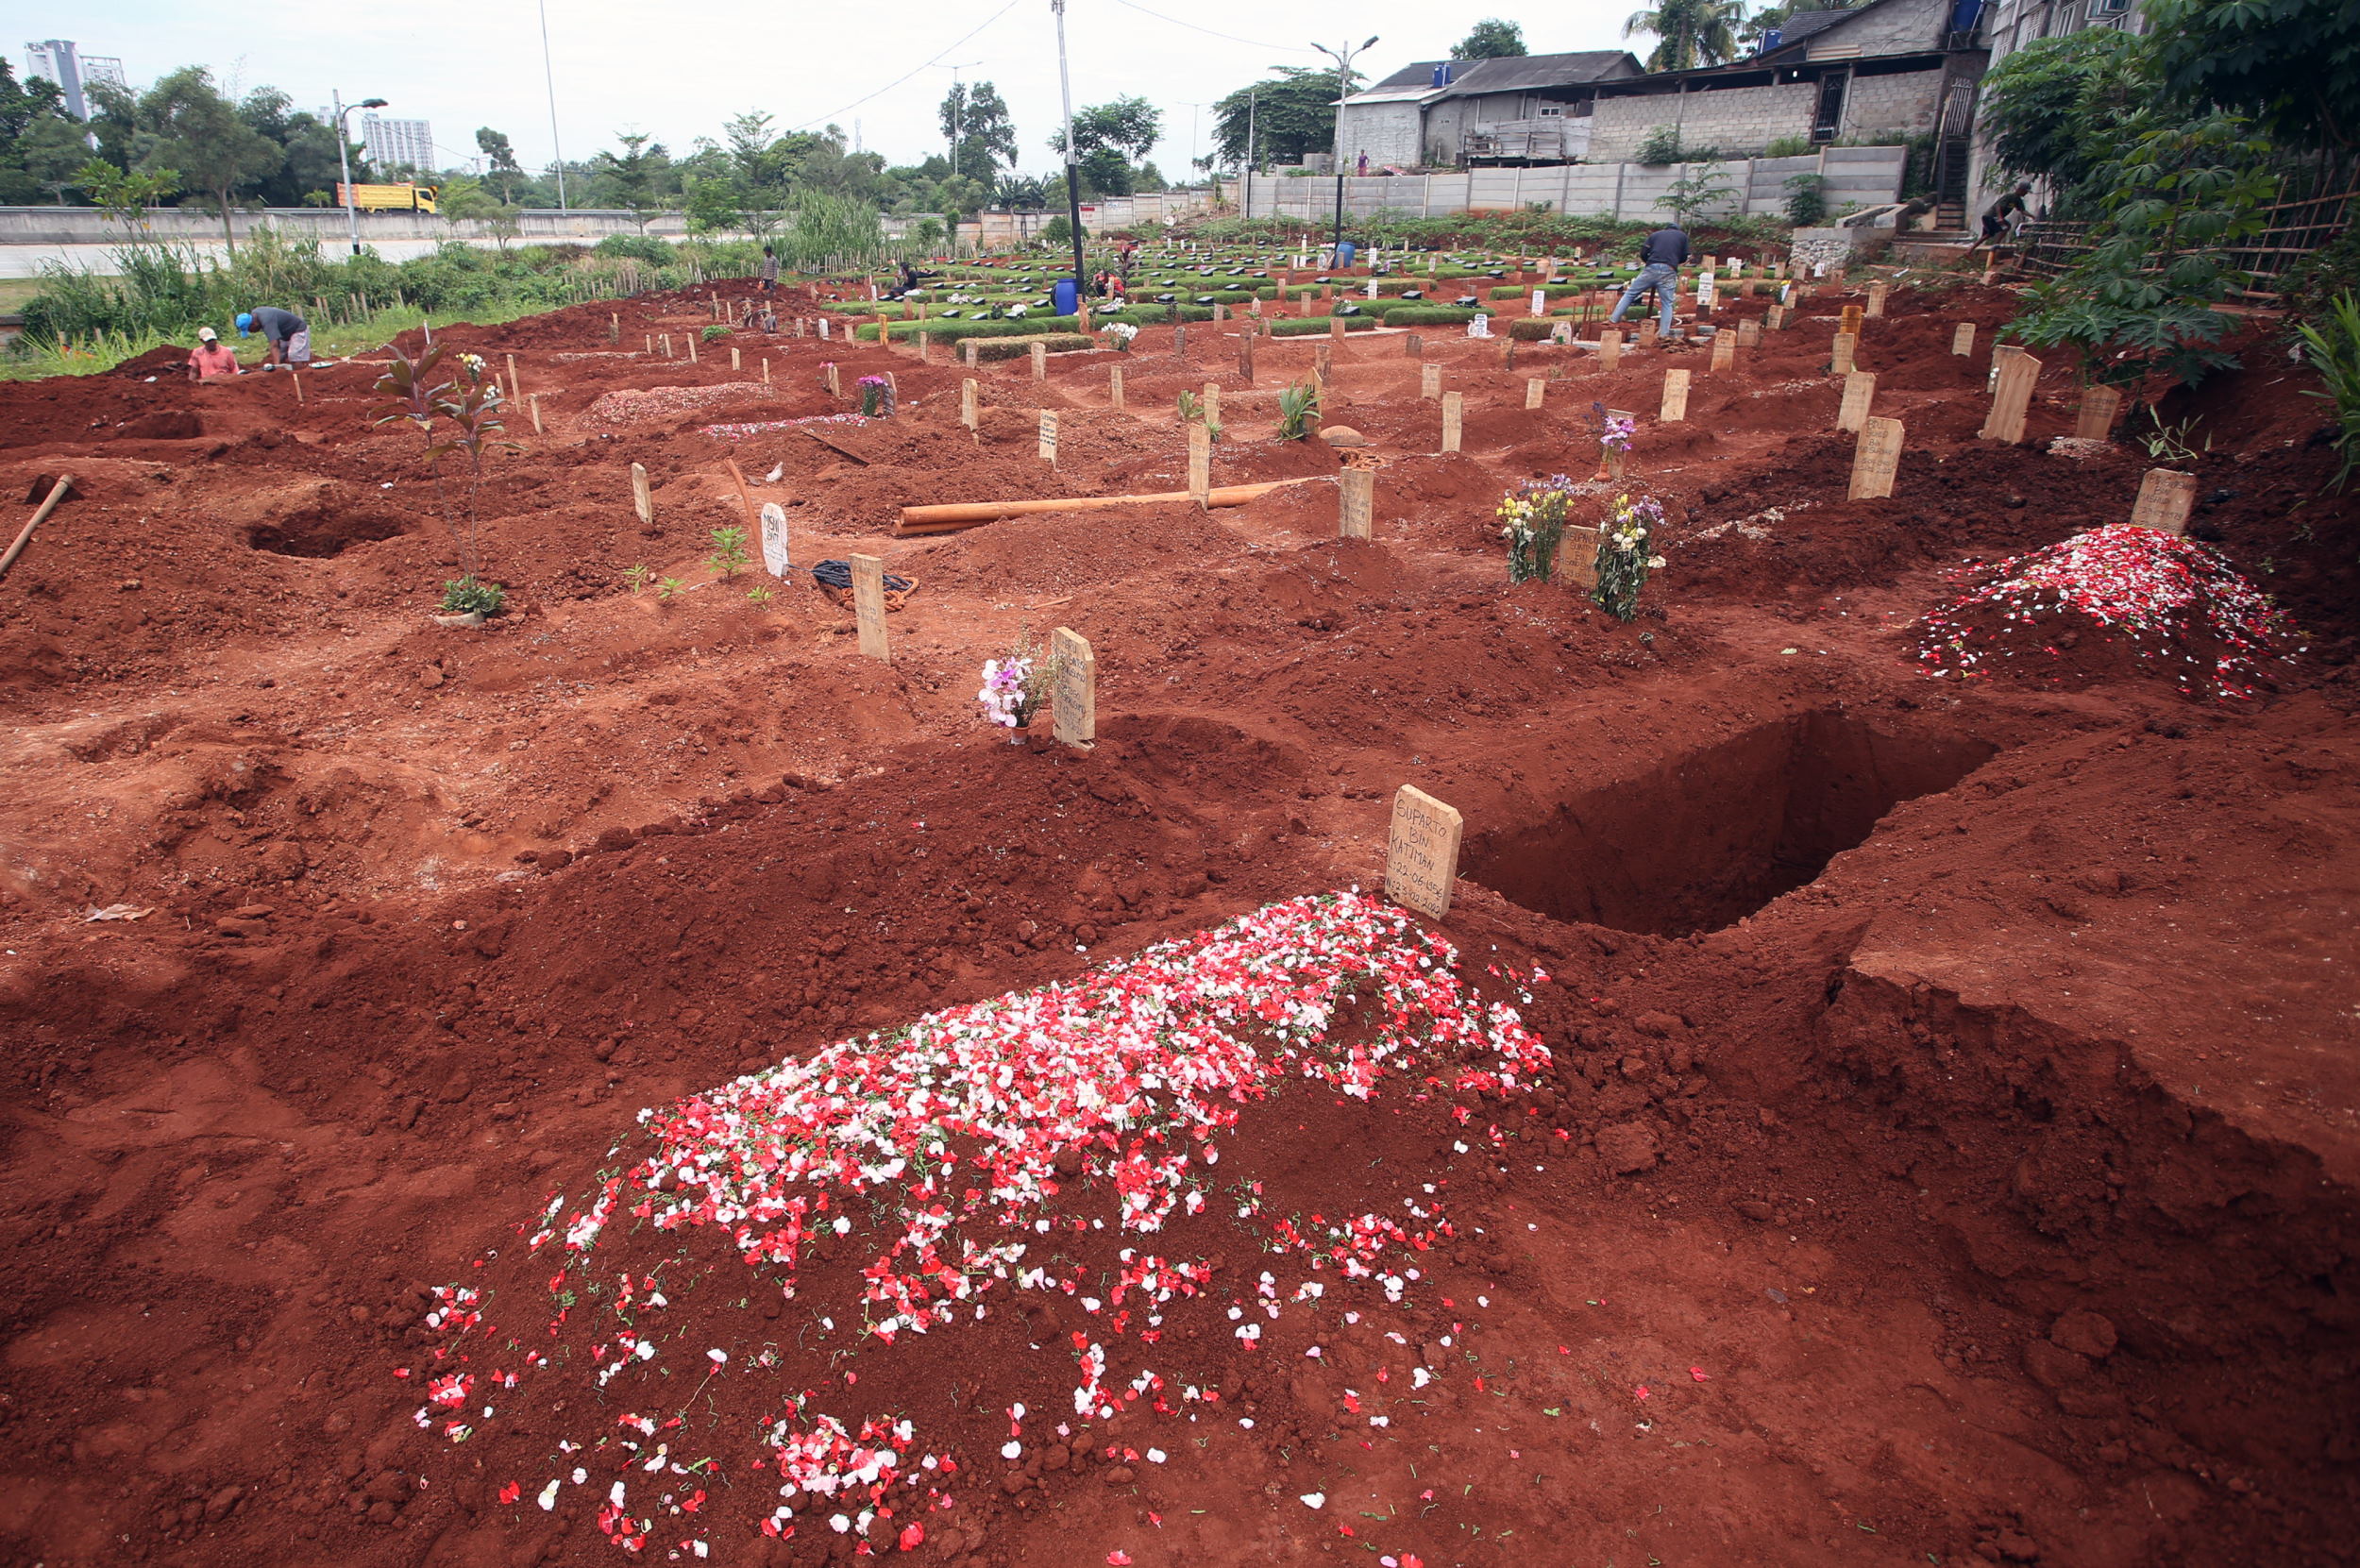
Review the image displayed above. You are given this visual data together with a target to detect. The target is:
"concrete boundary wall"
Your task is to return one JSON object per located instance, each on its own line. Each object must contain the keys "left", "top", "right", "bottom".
{"left": 1240, "top": 146, "right": 1906, "bottom": 225}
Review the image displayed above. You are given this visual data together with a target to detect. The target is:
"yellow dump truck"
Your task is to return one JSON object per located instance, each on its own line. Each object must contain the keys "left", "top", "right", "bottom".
{"left": 338, "top": 182, "right": 439, "bottom": 214}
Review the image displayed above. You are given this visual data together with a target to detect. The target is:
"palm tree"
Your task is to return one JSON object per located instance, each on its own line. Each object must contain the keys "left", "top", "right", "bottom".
{"left": 1624, "top": 0, "right": 1746, "bottom": 71}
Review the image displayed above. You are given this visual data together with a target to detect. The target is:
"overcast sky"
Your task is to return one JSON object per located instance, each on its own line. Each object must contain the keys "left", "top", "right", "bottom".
{"left": 36, "top": 0, "right": 1644, "bottom": 178}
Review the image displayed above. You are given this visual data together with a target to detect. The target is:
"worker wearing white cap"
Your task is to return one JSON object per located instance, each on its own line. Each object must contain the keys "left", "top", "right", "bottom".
{"left": 187, "top": 326, "right": 240, "bottom": 382}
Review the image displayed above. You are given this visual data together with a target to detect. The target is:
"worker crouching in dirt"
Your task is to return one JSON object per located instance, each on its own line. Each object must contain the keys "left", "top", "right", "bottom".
{"left": 186, "top": 327, "right": 240, "bottom": 382}
{"left": 236, "top": 306, "right": 310, "bottom": 370}
{"left": 741, "top": 299, "right": 778, "bottom": 333}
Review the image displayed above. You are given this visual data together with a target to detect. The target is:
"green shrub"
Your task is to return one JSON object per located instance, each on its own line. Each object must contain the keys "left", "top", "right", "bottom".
{"left": 2295, "top": 291, "right": 2360, "bottom": 491}
{"left": 1371, "top": 305, "right": 1479, "bottom": 327}
{"left": 1269, "top": 315, "right": 1379, "bottom": 335}
{"left": 440, "top": 576, "right": 507, "bottom": 617}
{"left": 700, "top": 325, "right": 730, "bottom": 342}
{"left": 596, "top": 234, "right": 676, "bottom": 265}
{"left": 969, "top": 332, "right": 1094, "bottom": 361}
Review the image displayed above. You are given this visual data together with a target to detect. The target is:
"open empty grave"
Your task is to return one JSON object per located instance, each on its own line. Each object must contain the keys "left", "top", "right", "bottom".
{"left": 1463, "top": 710, "right": 1998, "bottom": 936}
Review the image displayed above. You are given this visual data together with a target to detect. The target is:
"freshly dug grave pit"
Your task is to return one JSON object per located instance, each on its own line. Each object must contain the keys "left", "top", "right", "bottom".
{"left": 1462, "top": 710, "right": 1998, "bottom": 935}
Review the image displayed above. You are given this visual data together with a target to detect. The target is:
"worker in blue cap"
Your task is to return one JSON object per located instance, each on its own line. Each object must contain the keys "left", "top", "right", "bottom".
{"left": 235, "top": 305, "right": 310, "bottom": 371}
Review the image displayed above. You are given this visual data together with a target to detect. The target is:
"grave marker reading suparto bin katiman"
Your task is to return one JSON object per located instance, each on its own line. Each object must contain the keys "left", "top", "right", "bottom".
{"left": 2131, "top": 467, "right": 2198, "bottom": 534}
{"left": 1386, "top": 785, "right": 1464, "bottom": 921}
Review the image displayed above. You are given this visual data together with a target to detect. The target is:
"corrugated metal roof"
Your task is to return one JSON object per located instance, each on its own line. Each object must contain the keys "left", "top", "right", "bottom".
{"left": 1438, "top": 51, "right": 1639, "bottom": 95}
{"left": 1359, "top": 50, "right": 1638, "bottom": 100}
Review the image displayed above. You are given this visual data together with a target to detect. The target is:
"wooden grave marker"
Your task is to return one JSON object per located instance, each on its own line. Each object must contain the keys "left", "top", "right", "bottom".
{"left": 758, "top": 502, "right": 790, "bottom": 578}
{"left": 1109, "top": 365, "right": 1125, "bottom": 410}
{"left": 1560, "top": 524, "right": 1601, "bottom": 590}
{"left": 1848, "top": 415, "right": 1905, "bottom": 499}
{"left": 687, "top": 334, "right": 699, "bottom": 363}
{"left": 1441, "top": 391, "right": 1463, "bottom": 452}
{"left": 1837, "top": 371, "right": 1878, "bottom": 433}
{"left": 1404, "top": 333, "right": 1423, "bottom": 358}
{"left": 1339, "top": 467, "right": 1374, "bottom": 539}
{"left": 1385, "top": 785, "right": 1464, "bottom": 921}
{"left": 960, "top": 378, "right": 979, "bottom": 431}
{"left": 825, "top": 363, "right": 841, "bottom": 398}
{"left": 1526, "top": 378, "right": 1545, "bottom": 410}
{"left": 1420, "top": 362, "right": 1441, "bottom": 400}
{"left": 1865, "top": 281, "right": 1889, "bottom": 318}
{"left": 1037, "top": 409, "right": 1059, "bottom": 467}
{"left": 505, "top": 353, "right": 523, "bottom": 401}
{"left": 1051, "top": 628, "right": 1096, "bottom": 749}
{"left": 731, "top": 346, "right": 742, "bottom": 371}
{"left": 850, "top": 554, "right": 890, "bottom": 663}
{"left": 2131, "top": 467, "right": 2197, "bottom": 534}
{"left": 1951, "top": 322, "right": 1976, "bottom": 357}
{"left": 1329, "top": 315, "right": 1347, "bottom": 341}
{"left": 963, "top": 339, "right": 980, "bottom": 368}
{"left": 1839, "top": 305, "right": 1864, "bottom": 337}
{"left": 1599, "top": 329, "right": 1623, "bottom": 370}
{"left": 1660, "top": 368, "right": 1690, "bottom": 423}
{"left": 1202, "top": 381, "right": 1222, "bottom": 430}
{"left": 1711, "top": 332, "right": 1735, "bottom": 372}
{"left": 527, "top": 394, "right": 544, "bottom": 435}
{"left": 631, "top": 463, "right": 653, "bottom": 527}
{"left": 1238, "top": 331, "right": 1255, "bottom": 382}
{"left": 762, "top": 358, "right": 771, "bottom": 384}
{"left": 1737, "top": 317, "right": 1761, "bottom": 347}
{"left": 1981, "top": 350, "right": 2041, "bottom": 444}
{"left": 1188, "top": 423, "right": 1211, "bottom": 508}
{"left": 1638, "top": 320, "right": 1660, "bottom": 348}
{"left": 1314, "top": 343, "right": 1333, "bottom": 384}
{"left": 2075, "top": 385, "right": 2123, "bottom": 442}
{"left": 1031, "top": 342, "right": 1048, "bottom": 382}
{"left": 1830, "top": 331, "right": 1858, "bottom": 375}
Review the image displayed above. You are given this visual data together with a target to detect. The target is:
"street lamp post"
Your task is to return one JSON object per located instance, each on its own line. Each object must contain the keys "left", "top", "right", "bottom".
{"left": 1051, "top": 0, "right": 1088, "bottom": 298}
{"left": 333, "top": 92, "right": 389, "bottom": 256}
{"left": 1311, "top": 36, "right": 1378, "bottom": 262}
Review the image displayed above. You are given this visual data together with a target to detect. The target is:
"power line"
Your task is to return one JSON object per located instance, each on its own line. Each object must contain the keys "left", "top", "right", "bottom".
{"left": 1102, "top": 0, "right": 1319, "bottom": 55}
{"left": 788, "top": 0, "right": 1025, "bottom": 133}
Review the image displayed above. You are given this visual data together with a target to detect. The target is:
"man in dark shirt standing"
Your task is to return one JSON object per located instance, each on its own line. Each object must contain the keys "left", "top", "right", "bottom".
{"left": 234, "top": 305, "right": 310, "bottom": 370}
{"left": 1609, "top": 224, "right": 1690, "bottom": 339}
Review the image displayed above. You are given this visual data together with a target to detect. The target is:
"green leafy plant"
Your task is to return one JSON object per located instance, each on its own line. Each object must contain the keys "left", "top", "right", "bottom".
{"left": 439, "top": 576, "right": 507, "bottom": 617}
{"left": 2136, "top": 408, "right": 2208, "bottom": 464}
{"left": 1276, "top": 382, "right": 1321, "bottom": 441}
{"left": 656, "top": 576, "right": 684, "bottom": 602}
{"left": 1655, "top": 168, "right": 1738, "bottom": 228}
{"left": 707, "top": 525, "right": 751, "bottom": 579}
{"left": 2005, "top": 110, "right": 2275, "bottom": 389}
{"left": 2294, "top": 291, "right": 2360, "bottom": 491}
{"left": 701, "top": 324, "right": 730, "bottom": 342}
{"left": 747, "top": 584, "right": 775, "bottom": 605}
{"left": 622, "top": 564, "right": 654, "bottom": 596}
{"left": 1783, "top": 173, "right": 1828, "bottom": 228}
{"left": 1177, "top": 389, "right": 1203, "bottom": 423}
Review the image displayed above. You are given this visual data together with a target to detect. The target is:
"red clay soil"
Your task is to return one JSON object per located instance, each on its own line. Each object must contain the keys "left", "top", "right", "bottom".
{"left": 0, "top": 274, "right": 2355, "bottom": 1568}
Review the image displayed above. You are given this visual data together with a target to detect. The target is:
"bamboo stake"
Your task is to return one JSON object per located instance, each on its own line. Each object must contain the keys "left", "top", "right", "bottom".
{"left": 0, "top": 475, "right": 75, "bottom": 582}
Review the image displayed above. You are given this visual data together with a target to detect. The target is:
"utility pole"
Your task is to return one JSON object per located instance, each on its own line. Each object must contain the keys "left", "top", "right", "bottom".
{"left": 1052, "top": 0, "right": 1088, "bottom": 295}
{"left": 1244, "top": 86, "right": 1257, "bottom": 219}
{"left": 538, "top": 0, "right": 568, "bottom": 213}
{"left": 1312, "top": 36, "right": 1379, "bottom": 261}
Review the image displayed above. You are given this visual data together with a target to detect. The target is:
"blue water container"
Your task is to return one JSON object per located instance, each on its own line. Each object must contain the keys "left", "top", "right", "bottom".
{"left": 1335, "top": 241, "right": 1357, "bottom": 270}
{"left": 1053, "top": 278, "right": 1080, "bottom": 317}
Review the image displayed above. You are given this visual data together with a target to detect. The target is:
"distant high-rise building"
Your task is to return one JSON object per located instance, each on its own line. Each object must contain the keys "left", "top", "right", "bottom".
{"left": 24, "top": 39, "right": 120, "bottom": 120}
{"left": 362, "top": 114, "right": 436, "bottom": 175}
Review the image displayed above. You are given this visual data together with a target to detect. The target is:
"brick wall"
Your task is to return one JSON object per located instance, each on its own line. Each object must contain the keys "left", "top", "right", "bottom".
{"left": 1339, "top": 103, "right": 1424, "bottom": 169}
{"left": 1842, "top": 71, "right": 1942, "bottom": 139}
{"left": 1589, "top": 82, "right": 1818, "bottom": 160}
